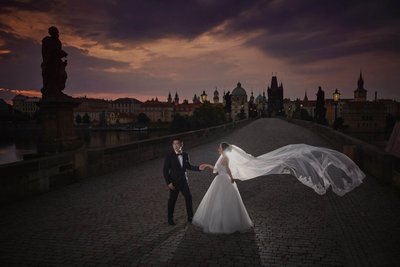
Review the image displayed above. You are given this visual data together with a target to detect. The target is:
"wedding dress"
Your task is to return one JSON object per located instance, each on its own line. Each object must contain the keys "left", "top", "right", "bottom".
{"left": 225, "top": 144, "right": 366, "bottom": 196}
{"left": 192, "top": 156, "right": 254, "bottom": 234}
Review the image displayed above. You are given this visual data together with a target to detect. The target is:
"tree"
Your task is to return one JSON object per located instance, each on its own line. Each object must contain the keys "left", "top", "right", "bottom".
{"left": 75, "top": 114, "right": 82, "bottom": 124}
{"left": 170, "top": 114, "right": 191, "bottom": 133}
{"left": 137, "top": 113, "right": 150, "bottom": 125}
{"left": 83, "top": 113, "right": 90, "bottom": 124}
{"left": 191, "top": 102, "right": 225, "bottom": 129}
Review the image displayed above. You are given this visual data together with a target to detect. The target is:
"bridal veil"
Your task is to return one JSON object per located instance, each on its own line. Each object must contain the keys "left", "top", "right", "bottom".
{"left": 224, "top": 144, "right": 365, "bottom": 196}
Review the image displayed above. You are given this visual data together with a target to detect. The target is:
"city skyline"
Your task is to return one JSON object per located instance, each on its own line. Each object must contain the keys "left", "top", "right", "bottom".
{"left": 1, "top": 0, "right": 399, "bottom": 103}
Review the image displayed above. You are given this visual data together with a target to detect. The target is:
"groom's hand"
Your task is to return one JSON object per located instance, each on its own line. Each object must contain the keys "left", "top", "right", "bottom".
{"left": 199, "top": 164, "right": 206, "bottom": 171}
{"left": 167, "top": 183, "right": 175, "bottom": 190}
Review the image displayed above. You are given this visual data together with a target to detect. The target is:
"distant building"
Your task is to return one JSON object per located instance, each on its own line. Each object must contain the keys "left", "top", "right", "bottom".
{"left": 73, "top": 96, "right": 113, "bottom": 125}
{"left": 141, "top": 98, "right": 174, "bottom": 122}
{"left": 267, "top": 75, "right": 284, "bottom": 116}
{"left": 231, "top": 82, "right": 248, "bottom": 120}
{"left": 12, "top": 94, "right": 40, "bottom": 117}
{"left": 341, "top": 101, "right": 386, "bottom": 132}
{"left": 174, "top": 102, "right": 202, "bottom": 117}
{"left": 283, "top": 98, "right": 292, "bottom": 117}
{"left": 213, "top": 88, "right": 220, "bottom": 103}
{"left": 192, "top": 94, "right": 201, "bottom": 104}
{"left": 111, "top": 97, "right": 142, "bottom": 114}
{"left": 302, "top": 101, "right": 317, "bottom": 119}
{"left": 325, "top": 98, "right": 352, "bottom": 126}
{"left": 376, "top": 98, "right": 400, "bottom": 118}
{"left": 254, "top": 91, "right": 267, "bottom": 116}
{"left": 115, "top": 113, "right": 136, "bottom": 125}
{"left": 340, "top": 72, "right": 386, "bottom": 132}
{"left": 354, "top": 71, "right": 367, "bottom": 101}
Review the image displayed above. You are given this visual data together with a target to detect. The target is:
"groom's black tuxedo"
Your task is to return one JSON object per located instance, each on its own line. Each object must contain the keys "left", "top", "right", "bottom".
{"left": 163, "top": 151, "right": 200, "bottom": 223}
{"left": 163, "top": 151, "right": 200, "bottom": 186}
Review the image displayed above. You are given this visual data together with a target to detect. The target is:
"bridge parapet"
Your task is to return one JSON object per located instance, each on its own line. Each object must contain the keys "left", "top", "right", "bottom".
{"left": 288, "top": 118, "right": 400, "bottom": 189}
{"left": 0, "top": 119, "right": 250, "bottom": 205}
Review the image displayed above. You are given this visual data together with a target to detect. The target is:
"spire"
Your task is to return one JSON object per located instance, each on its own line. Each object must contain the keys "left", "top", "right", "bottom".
{"left": 357, "top": 70, "right": 365, "bottom": 90}
{"left": 303, "top": 90, "right": 308, "bottom": 102}
{"left": 270, "top": 75, "right": 278, "bottom": 89}
{"left": 167, "top": 91, "right": 172, "bottom": 103}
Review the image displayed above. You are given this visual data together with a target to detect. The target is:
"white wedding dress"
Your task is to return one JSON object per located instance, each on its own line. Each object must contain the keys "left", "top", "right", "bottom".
{"left": 193, "top": 143, "right": 365, "bottom": 234}
{"left": 192, "top": 156, "right": 254, "bottom": 234}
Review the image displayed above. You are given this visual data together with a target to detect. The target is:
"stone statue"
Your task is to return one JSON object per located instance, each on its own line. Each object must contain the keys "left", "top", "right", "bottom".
{"left": 41, "top": 26, "right": 68, "bottom": 98}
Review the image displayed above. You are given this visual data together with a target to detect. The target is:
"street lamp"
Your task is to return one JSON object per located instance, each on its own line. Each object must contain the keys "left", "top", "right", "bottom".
{"left": 201, "top": 90, "right": 207, "bottom": 103}
{"left": 333, "top": 88, "right": 340, "bottom": 123}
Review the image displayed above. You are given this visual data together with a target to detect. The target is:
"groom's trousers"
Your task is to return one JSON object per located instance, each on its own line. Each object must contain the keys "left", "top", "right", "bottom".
{"left": 168, "top": 181, "right": 193, "bottom": 221}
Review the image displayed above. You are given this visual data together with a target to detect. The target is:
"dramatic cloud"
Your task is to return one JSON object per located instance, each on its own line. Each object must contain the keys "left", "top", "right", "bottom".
{"left": 0, "top": 0, "right": 399, "bottom": 102}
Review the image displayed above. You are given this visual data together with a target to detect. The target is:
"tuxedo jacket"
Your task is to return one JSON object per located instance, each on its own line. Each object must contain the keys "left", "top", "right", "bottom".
{"left": 163, "top": 151, "right": 200, "bottom": 186}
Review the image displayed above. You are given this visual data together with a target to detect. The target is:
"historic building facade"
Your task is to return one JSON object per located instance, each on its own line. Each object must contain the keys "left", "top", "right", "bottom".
{"left": 230, "top": 82, "right": 248, "bottom": 120}
{"left": 111, "top": 97, "right": 142, "bottom": 114}
{"left": 12, "top": 94, "right": 40, "bottom": 117}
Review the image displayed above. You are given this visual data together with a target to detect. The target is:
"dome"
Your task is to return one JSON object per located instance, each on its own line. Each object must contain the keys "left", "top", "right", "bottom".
{"left": 231, "top": 82, "right": 247, "bottom": 96}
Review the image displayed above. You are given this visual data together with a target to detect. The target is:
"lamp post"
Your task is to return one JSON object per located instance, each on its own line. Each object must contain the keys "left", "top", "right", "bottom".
{"left": 201, "top": 90, "right": 207, "bottom": 103}
{"left": 333, "top": 88, "right": 340, "bottom": 123}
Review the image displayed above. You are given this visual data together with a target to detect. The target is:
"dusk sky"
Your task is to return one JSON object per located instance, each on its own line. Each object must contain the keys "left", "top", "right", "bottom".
{"left": 0, "top": 0, "right": 399, "bottom": 103}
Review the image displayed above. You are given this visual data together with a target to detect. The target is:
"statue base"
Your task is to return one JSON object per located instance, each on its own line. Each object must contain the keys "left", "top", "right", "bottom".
{"left": 36, "top": 96, "right": 83, "bottom": 154}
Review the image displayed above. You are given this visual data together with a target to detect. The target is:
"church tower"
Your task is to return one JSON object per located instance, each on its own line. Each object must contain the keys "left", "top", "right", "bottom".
{"left": 174, "top": 92, "right": 179, "bottom": 104}
{"left": 354, "top": 71, "right": 367, "bottom": 101}
{"left": 267, "top": 74, "right": 284, "bottom": 116}
{"left": 167, "top": 92, "right": 172, "bottom": 103}
{"left": 303, "top": 90, "right": 308, "bottom": 102}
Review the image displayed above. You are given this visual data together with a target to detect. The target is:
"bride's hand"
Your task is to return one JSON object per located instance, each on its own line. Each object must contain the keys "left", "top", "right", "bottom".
{"left": 199, "top": 164, "right": 213, "bottom": 170}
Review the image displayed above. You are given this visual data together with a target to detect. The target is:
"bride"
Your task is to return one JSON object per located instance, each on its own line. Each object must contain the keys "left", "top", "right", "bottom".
{"left": 193, "top": 142, "right": 365, "bottom": 234}
{"left": 193, "top": 142, "right": 253, "bottom": 234}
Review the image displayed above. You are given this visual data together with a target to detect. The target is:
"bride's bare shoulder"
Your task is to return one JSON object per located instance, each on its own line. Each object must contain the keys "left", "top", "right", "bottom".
{"left": 221, "top": 156, "right": 229, "bottom": 165}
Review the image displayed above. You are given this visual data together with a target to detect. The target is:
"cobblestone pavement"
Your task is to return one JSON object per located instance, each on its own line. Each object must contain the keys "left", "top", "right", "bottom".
{"left": 1, "top": 118, "right": 399, "bottom": 266}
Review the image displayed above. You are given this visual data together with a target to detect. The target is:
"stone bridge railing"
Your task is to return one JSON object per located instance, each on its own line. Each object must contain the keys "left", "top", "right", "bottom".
{"left": 288, "top": 118, "right": 400, "bottom": 190}
{"left": 0, "top": 119, "right": 250, "bottom": 205}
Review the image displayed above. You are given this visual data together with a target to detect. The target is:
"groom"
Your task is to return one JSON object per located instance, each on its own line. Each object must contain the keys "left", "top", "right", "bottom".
{"left": 163, "top": 137, "right": 205, "bottom": 225}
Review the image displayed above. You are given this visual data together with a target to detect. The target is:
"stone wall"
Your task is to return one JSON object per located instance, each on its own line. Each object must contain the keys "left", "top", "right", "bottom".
{"left": 288, "top": 118, "right": 400, "bottom": 189}
{"left": 0, "top": 119, "right": 250, "bottom": 205}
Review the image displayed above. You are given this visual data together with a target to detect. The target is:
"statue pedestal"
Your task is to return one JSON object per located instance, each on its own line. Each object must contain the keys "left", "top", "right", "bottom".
{"left": 37, "top": 97, "right": 83, "bottom": 154}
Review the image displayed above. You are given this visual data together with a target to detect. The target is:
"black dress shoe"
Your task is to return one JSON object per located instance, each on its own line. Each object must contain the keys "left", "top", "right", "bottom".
{"left": 168, "top": 220, "right": 176, "bottom": 226}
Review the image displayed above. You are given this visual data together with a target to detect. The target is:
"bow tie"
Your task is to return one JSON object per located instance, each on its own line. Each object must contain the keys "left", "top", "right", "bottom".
{"left": 176, "top": 152, "right": 183, "bottom": 156}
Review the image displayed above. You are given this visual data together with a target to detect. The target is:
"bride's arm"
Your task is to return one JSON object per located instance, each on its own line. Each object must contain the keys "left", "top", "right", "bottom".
{"left": 199, "top": 163, "right": 214, "bottom": 170}
{"left": 222, "top": 157, "right": 234, "bottom": 183}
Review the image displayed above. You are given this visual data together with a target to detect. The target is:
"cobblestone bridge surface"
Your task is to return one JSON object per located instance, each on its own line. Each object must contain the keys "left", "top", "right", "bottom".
{"left": 1, "top": 118, "right": 399, "bottom": 266}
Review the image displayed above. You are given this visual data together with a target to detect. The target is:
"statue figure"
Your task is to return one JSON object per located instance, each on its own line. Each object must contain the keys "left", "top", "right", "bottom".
{"left": 41, "top": 26, "right": 68, "bottom": 98}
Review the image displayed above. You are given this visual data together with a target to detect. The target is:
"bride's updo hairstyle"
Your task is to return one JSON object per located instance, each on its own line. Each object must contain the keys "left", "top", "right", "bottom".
{"left": 220, "top": 142, "right": 231, "bottom": 152}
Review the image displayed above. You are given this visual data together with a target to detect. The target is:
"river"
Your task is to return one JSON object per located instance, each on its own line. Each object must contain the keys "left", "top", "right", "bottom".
{"left": 0, "top": 129, "right": 169, "bottom": 165}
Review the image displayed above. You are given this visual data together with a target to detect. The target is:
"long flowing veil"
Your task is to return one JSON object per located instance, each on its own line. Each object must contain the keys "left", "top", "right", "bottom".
{"left": 223, "top": 144, "right": 365, "bottom": 196}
